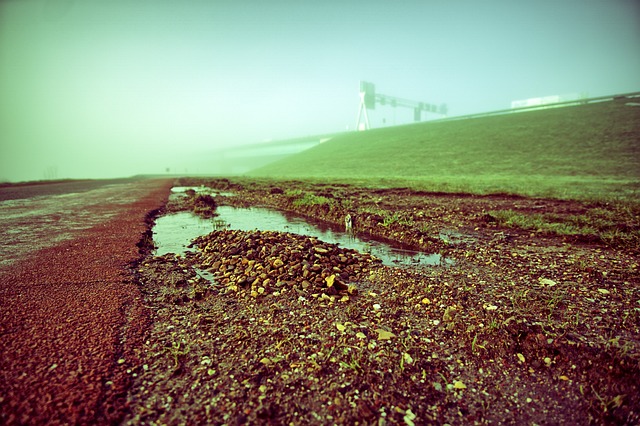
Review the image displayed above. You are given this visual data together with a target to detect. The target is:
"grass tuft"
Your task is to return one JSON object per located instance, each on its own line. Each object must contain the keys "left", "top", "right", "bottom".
{"left": 488, "top": 205, "right": 640, "bottom": 249}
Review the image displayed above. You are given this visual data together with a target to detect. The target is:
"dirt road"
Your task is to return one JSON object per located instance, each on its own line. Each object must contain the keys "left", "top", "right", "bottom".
{"left": 0, "top": 178, "right": 172, "bottom": 425}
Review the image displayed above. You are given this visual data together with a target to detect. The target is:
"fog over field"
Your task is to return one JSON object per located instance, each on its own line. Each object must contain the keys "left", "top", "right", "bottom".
{"left": 1, "top": 0, "right": 639, "bottom": 182}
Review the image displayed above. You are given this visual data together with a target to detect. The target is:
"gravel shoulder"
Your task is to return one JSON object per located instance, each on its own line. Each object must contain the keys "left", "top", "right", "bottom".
{"left": 0, "top": 178, "right": 173, "bottom": 425}
{"left": 124, "top": 178, "right": 639, "bottom": 425}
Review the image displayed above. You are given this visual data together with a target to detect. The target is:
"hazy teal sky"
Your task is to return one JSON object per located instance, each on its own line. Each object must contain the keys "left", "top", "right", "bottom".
{"left": 1, "top": 0, "right": 639, "bottom": 181}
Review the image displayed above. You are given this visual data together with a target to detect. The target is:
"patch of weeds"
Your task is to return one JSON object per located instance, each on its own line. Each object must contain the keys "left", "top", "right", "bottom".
{"left": 284, "top": 189, "right": 303, "bottom": 198}
{"left": 487, "top": 318, "right": 501, "bottom": 333}
{"left": 360, "top": 206, "right": 385, "bottom": 216}
{"left": 488, "top": 207, "right": 640, "bottom": 249}
{"left": 292, "top": 193, "right": 333, "bottom": 208}
{"left": 510, "top": 288, "right": 530, "bottom": 311}
{"left": 418, "top": 223, "right": 434, "bottom": 234}
{"left": 341, "top": 198, "right": 354, "bottom": 210}
{"left": 545, "top": 289, "right": 565, "bottom": 322}
{"left": 621, "top": 307, "right": 640, "bottom": 329}
{"left": 489, "top": 210, "right": 582, "bottom": 235}
{"left": 192, "top": 194, "right": 218, "bottom": 218}
{"left": 380, "top": 211, "right": 413, "bottom": 227}
{"left": 166, "top": 340, "right": 190, "bottom": 372}
{"left": 338, "top": 354, "right": 362, "bottom": 373}
{"left": 605, "top": 336, "right": 638, "bottom": 360}
{"left": 601, "top": 227, "right": 640, "bottom": 250}
{"left": 438, "top": 248, "right": 451, "bottom": 265}
{"left": 137, "top": 230, "right": 156, "bottom": 254}
{"left": 590, "top": 386, "right": 625, "bottom": 414}
{"left": 572, "top": 312, "right": 581, "bottom": 327}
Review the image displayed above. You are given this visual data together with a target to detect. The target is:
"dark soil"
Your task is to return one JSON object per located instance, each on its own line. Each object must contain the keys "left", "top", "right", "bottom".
{"left": 124, "top": 178, "right": 639, "bottom": 425}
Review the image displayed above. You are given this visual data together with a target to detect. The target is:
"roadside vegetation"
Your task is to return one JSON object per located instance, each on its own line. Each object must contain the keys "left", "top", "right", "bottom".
{"left": 225, "top": 176, "right": 640, "bottom": 253}
{"left": 487, "top": 203, "right": 640, "bottom": 250}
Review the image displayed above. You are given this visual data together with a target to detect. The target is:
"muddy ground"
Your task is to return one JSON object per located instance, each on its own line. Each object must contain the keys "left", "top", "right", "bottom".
{"left": 124, "top": 178, "right": 639, "bottom": 425}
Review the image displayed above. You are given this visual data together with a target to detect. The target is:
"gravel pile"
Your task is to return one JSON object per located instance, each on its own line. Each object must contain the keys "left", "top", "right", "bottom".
{"left": 191, "top": 229, "right": 381, "bottom": 296}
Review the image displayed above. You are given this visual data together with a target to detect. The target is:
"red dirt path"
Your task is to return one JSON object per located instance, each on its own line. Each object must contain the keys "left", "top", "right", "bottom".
{"left": 0, "top": 179, "right": 172, "bottom": 425}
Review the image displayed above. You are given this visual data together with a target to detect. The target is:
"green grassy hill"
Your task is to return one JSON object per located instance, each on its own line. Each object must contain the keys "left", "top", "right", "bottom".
{"left": 250, "top": 100, "right": 640, "bottom": 200}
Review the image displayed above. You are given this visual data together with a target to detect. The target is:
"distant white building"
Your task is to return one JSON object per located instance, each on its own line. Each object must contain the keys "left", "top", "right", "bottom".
{"left": 511, "top": 93, "right": 585, "bottom": 109}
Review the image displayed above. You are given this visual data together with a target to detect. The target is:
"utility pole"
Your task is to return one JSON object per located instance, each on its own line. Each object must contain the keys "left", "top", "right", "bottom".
{"left": 356, "top": 81, "right": 375, "bottom": 131}
{"left": 356, "top": 80, "right": 447, "bottom": 130}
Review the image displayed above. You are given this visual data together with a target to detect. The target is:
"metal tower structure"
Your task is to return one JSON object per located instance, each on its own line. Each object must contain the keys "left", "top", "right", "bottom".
{"left": 356, "top": 81, "right": 447, "bottom": 130}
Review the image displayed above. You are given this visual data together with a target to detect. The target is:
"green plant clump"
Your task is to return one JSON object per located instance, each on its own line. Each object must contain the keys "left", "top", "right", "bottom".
{"left": 488, "top": 206, "right": 640, "bottom": 249}
{"left": 292, "top": 193, "right": 333, "bottom": 208}
{"left": 192, "top": 194, "right": 218, "bottom": 218}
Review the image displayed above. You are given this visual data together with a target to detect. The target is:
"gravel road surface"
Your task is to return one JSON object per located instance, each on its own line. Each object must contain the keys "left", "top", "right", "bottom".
{"left": 0, "top": 178, "right": 172, "bottom": 425}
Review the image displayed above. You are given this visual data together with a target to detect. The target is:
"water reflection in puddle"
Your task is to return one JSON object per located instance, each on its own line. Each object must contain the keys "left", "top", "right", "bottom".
{"left": 170, "top": 186, "right": 235, "bottom": 197}
{"left": 153, "top": 206, "right": 452, "bottom": 267}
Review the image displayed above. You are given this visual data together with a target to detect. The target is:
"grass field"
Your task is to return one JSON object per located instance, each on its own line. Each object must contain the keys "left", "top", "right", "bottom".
{"left": 250, "top": 100, "right": 640, "bottom": 201}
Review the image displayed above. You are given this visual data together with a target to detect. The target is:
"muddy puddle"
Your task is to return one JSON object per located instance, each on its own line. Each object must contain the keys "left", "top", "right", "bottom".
{"left": 153, "top": 206, "right": 452, "bottom": 267}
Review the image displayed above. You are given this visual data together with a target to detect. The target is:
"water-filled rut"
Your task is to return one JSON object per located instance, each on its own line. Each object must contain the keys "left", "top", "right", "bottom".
{"left": 153, "top": 205, "right": 452, "bottom": 267}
